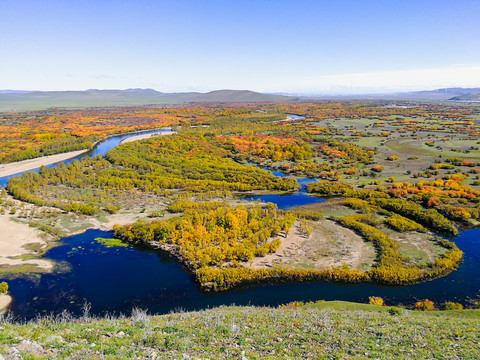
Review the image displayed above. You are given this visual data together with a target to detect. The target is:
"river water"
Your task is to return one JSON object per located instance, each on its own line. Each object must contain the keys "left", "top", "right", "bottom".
{"left": 0, "top": 128, "right": 172, "bottom": 187}
{"left": 1, "top": 127, "right": 479, "bottom": 319}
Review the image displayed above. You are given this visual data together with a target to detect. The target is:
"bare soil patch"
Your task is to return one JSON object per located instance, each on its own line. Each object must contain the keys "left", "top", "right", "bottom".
{"left": 0, "top": 215, "right": 53, "bottom": 272}
{"left": 248, "top": 219, "right": 375, "bottom": 271}
{"left": 0, "top": 294, "right": 12, "bottom": 314}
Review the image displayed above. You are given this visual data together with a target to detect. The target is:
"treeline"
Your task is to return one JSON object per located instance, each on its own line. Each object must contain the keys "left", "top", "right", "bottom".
{"left": 197, "top": 267, "right": 369, "bottom": 291}
{"left": 340, "top": 214, "right": 404, "bottom": 269}
{"left": 216, "top": 135, "right": 313, "bottom": 163}
{"left": 114, "top": 204, "right": 296, "bottom": 269}
{"left": 180, "top": 112, "right": 286, "bottom": 137}
{"left": 339, "top": 214, "right": 462, "bottom": 284}
{"left": 166, "top": 200, "right": 226, "bottom": 213}
{"left": 110, "top": 199, "right": 461, "bottom": 292}
{"left": 372, "top": 198, "right": 457, "bottom": 234}
{"left": 7, "top": 134, "right": 298, "bottom": 214}
{"left": 307, "top": 180, "right": 458, "bottom": 234}
{"left": 306, "top": 181, "right": 354, "bottom": 196}
{"left": 194, "top": 213, "right": 462, "bottom": 291}
{"left": 2, "top": 135, "right": 96, "bottom": 163}
{"left": 314, "top": 137, "right": 375, "bottom": 164}
{"left": 0, "top": 107, "right": 184, "bottom": 163}
{"left": 384, "top": 214, "right": 426, "bottom": 232}
{"left": 104, "top": 134, "right": 298, "bottom": 192}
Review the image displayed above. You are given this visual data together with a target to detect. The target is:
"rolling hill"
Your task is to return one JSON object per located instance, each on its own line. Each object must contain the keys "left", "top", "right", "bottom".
{"left": 385, "top": 87, "right": 480, "bottom": 101}
{"left": 448, "top": 89, "right": 480, "bottom": 102}
{"left": 0, "top": 89, "right": 297, "bottom": 112}
{"left": 305, "top": 87, "right": 480, "bottom": 102}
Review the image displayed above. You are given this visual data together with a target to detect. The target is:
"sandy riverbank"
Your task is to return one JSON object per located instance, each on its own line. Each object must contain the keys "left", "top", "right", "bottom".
{"left": 0, "top": 294, "right": 12, "bottom": 314}
{"left": 0, "top": 215, "right": 53, "bottom": 271}
{"left": 0, "top": 129, "right": 175, "bottom": 178}
{"left": 0, "top": 149, "right": 89, "bottom": 178}
{"left": 119, "top": 130, "right": 176, "bottom": 144}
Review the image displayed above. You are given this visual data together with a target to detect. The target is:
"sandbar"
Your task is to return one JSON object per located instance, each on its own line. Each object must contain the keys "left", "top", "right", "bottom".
{"left": 0, "top": 149, "right": 89, "bottom": 178}
{"left": 120, "top": 130, "right": 176, "bottom": 144}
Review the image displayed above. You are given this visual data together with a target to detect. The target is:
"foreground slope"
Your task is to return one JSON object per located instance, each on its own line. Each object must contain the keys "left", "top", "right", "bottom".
{"left": 1, "top": 302, "right": 479, "bottom": 359}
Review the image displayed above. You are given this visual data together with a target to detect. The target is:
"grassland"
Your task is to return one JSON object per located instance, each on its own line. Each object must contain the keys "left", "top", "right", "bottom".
{"left": 1, "top": 301, "right": 480, "bottom": 359}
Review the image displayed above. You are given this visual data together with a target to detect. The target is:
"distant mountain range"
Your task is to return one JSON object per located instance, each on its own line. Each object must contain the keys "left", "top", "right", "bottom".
{"left": 1, "top": 87, "right": 479, "bottom": 112}
{"left": 298, "top": 87, "right": 480, "bottom": 102}
{"left": 0, "top": 89, "right": 297, "bottom": 112}
{"left": 449, "top": 93, "right": 480, "bottom": 101}
{"left": 407, "top": 87, "right": 480, "bottom": 101}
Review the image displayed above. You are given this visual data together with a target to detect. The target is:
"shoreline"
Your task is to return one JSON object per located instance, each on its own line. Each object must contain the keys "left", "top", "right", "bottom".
{"left": 0, "top": 210, "right": 155, "bottom": 276}
{"left": 0, "top": 127, "right": 175, "bottom": 179}
{"left": 119, "top": 129, "right": 176, "bottom": 144}
{"left": 0, "top": 149, "right": 90, "bottom": 178}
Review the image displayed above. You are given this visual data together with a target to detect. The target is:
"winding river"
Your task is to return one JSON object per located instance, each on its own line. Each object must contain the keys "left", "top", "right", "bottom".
{"left": 1, "top": 127, "right": 480, "bottom": 319}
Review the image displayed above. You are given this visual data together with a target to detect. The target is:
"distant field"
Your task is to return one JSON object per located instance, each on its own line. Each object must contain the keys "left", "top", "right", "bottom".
{"left": 0, "top": 89, "right": 296, "bottom": 112}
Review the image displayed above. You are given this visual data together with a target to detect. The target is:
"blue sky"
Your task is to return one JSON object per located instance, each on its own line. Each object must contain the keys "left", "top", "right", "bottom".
{"left": 1, "top": 0, "right": 480, "bottom": 94}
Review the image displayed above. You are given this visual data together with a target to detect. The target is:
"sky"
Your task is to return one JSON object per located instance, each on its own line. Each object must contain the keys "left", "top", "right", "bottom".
{"left": 1, "top": 0, "right": 480, "bottom": 94}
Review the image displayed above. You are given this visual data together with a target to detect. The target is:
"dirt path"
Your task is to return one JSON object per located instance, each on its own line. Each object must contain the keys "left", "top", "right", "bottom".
{"left": 248, "top": 220, "right": 305, "bottom": 268}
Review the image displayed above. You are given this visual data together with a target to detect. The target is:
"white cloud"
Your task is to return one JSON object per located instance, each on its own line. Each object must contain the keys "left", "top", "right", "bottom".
{"left": 2, "top": 64, "right": 480, "bottom": 94}
{"left": 285, "top": 65, "right": 480, "bottom": 94}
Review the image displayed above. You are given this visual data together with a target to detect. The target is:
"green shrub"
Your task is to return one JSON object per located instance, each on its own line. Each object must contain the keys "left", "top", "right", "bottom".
{"left": 388, "top": 307, "right": 402, "bottom": 316}
{"left": 441, "top": 302, "right": 463, "bottom": 310}
{"left": 148, "top": 211, "right": 161, "bottom": 218}
{"left": 105, "top": 205, "right": 119, "bottom": 214}
{"left": 384, "top": 214, "right": 425, "bottom": 232}
{"left": 0, "top": 282, "right": 8, "bottom": 294}
{"left": 306, "top": 180, "right": 354, "bottom": 196}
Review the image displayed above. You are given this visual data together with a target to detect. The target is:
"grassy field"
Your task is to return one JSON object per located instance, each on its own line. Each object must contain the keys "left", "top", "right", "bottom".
{"left": 1, "top": 301, "right": 479, "bottom": 359}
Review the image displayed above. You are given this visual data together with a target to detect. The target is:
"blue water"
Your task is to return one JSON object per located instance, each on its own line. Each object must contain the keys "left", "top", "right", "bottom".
{"left": 4, "top": 228, "right": 479, "bottom": 319}
{"left": 240, "top": 176, "right": 324, "bottom": 210}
